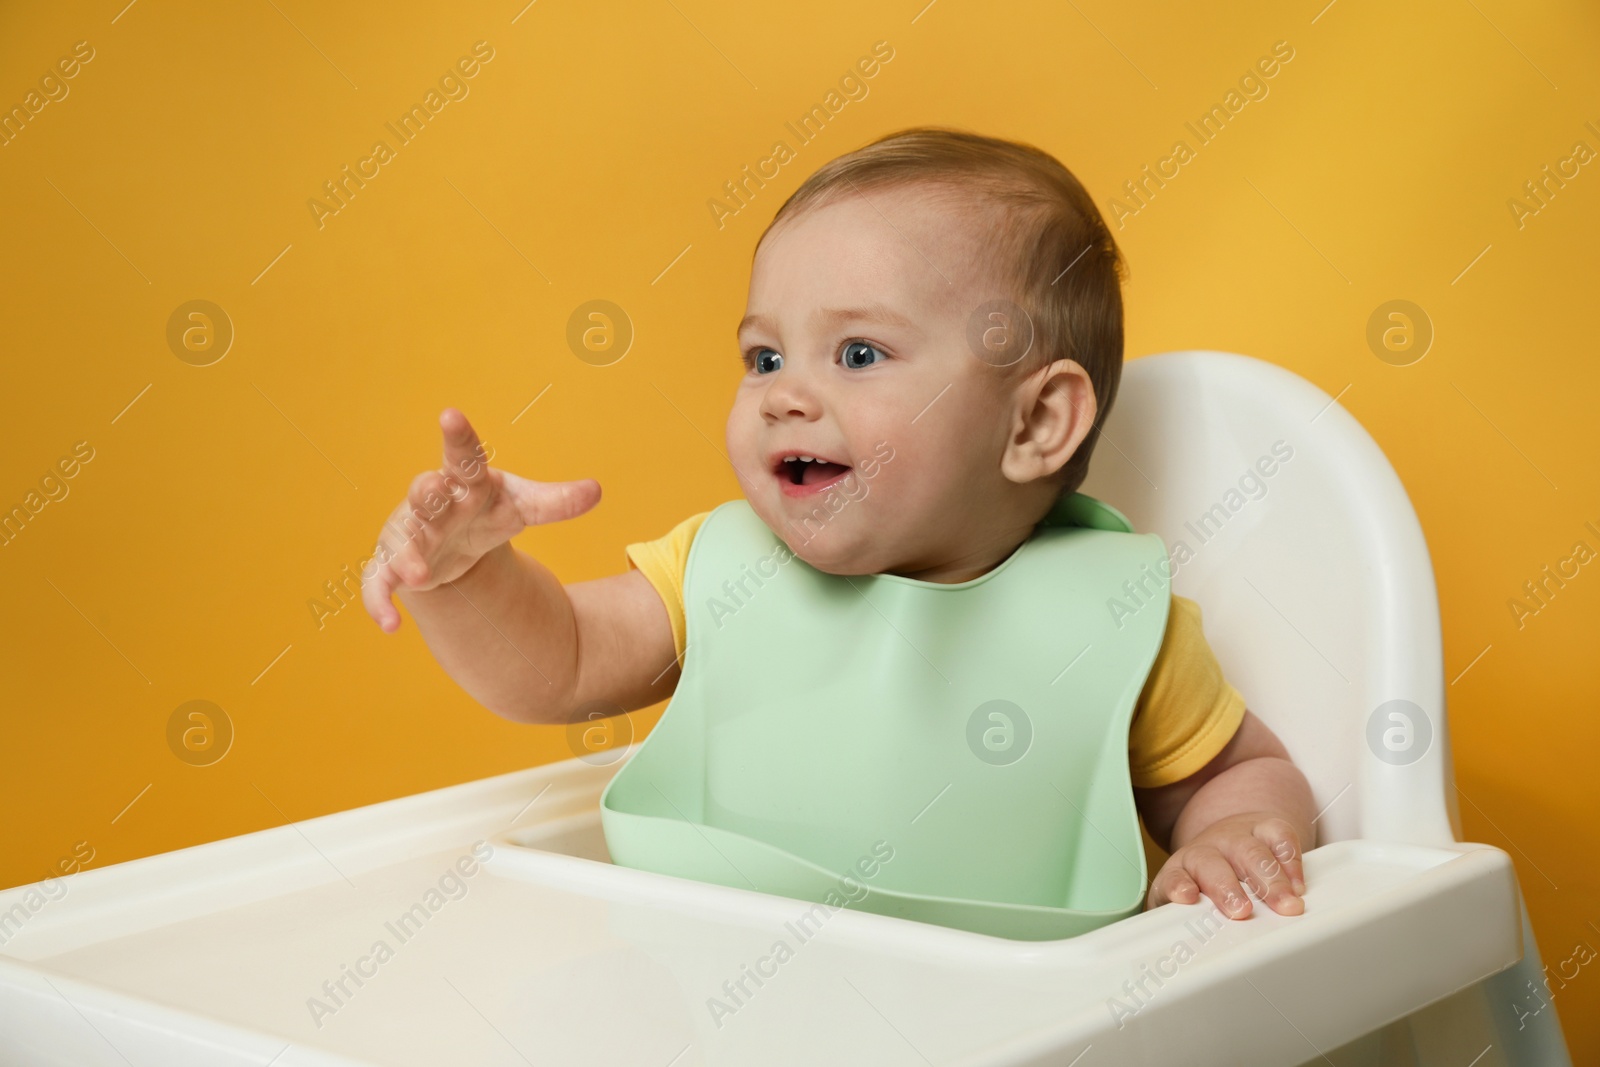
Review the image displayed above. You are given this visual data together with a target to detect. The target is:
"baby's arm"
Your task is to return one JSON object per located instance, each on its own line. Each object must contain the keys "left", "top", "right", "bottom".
{"left": 1135, "top": 710, "right": 1316, "bottom": 919}
{"left": 361, "top": 409, "right": 678, "bottom": 724}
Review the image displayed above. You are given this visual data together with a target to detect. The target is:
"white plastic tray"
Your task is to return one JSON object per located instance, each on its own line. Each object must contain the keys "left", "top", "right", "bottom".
{"left": 0, "top": 748, "right": 1523, "bottom": 1066}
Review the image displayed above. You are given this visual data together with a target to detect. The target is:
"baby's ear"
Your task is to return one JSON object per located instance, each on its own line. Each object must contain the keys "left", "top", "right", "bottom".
{"left": 1000, "top": 359, "right": 1096, "bottom": 485}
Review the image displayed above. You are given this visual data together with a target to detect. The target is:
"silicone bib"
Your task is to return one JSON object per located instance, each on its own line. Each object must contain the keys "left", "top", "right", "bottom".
{"left": 600, "top": 492, "right": 1170, "bottom": 940}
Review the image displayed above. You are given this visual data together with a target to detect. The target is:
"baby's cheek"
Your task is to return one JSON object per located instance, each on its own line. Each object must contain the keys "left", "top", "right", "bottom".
{"left": 723, "top": 414, "right": 762, "bottom": 475}
{"left": 849, "top": 452, "right": 898, "bottom": 504}
{"left": 876, "top": 433, "right": 958, "bottom": 504}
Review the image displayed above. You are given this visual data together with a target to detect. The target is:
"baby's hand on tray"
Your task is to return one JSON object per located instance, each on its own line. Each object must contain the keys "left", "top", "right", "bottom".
{"left": 1146, "top": 811, "right": 1306, "bottom": 919}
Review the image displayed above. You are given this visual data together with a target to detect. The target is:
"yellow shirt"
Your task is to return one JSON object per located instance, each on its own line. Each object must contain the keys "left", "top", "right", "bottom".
{"left": 625, "top": 511, "right": 1246, "bottom": 789}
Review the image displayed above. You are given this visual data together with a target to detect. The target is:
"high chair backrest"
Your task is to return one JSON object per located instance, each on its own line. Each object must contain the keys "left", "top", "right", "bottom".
{"left": 1079, "top": 351, "right": 1458, "bottom": 846}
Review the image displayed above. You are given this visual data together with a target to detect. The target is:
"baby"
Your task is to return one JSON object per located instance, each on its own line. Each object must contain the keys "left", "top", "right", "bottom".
{"left": 361, "top": 127, "right": 1315, "bottom": 929}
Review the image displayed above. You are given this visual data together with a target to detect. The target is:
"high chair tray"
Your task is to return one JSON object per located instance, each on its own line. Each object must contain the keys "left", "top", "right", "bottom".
{"left": 0, "top": 748, "right": 1522, "bottom": 1067}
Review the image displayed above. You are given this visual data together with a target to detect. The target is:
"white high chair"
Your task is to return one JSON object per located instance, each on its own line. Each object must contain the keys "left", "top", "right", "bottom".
{"left": 0, "top": 351, "right": 1569, "bottom": 1065}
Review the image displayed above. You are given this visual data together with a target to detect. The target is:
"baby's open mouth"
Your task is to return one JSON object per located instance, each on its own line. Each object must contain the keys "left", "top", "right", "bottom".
{"left": 772, "top": 452, "right": 853, "bottom": 493}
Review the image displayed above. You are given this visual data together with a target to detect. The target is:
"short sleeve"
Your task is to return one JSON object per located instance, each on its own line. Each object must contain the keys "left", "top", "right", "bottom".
{"left": 624, "top": 512, "right": 711, "bottom": 661}
{"left": 1127, "top": 594, "right": 1247, "bottom": 788}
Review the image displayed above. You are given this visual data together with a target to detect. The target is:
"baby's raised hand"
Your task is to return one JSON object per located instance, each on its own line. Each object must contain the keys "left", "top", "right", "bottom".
{"left": 361, "top": 408, "right": 601, "bottom": 632}
{"left": 1146, "top": 812, "right": 1306, "bottom": 919}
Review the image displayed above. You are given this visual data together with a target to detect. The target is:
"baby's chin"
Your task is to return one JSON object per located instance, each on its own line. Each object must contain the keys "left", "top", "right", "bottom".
{"left": 780, "top": 539, "right": 882, "bottom": 576}
{"left": 745, "top": 499, "right": 883, "bottom": 575}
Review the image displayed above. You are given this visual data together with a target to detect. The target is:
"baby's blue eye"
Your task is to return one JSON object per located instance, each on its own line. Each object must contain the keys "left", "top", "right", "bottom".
{"left": 753, "top": 348, "right": 783, "bottom": 374}
{"left": 840, "top": 341, "right": 886, "bottom": 369}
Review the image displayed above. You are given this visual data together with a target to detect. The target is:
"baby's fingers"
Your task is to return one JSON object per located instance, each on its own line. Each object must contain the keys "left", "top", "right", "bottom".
{"left": 500, "top": 470, "right": 602, "bottom": 528}
{"left": 1186, "top": 846, "right": 1253, "bottom": 919}
{"left": 407, "top": 470, "right": 465, "bottom": 529}
{"left": 361, "top": 550, "right": 404, "bottom": 633}
{"left": 1146, "top": 860, "right": 1201, "bottom": 910}
{"left": 1230, "top": 835, "right": 1304, "bottom": 917}
{"left": 439, "top": 408, "right": 491, "bottom": 484}
{"left": 362, "top": 491, "right": 445, "bottom": 633}
{"left": 1255, "top": 819, "right": 1307, "bottom": 897}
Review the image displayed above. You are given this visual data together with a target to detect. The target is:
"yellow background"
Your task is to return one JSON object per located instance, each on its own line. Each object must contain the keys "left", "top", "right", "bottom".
{"left": 2, "top": 0, "right": 1596, "bottom": 1052}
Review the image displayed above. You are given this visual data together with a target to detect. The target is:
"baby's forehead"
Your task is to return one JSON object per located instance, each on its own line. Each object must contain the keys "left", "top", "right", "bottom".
{"left": 753, "top": 182, "right": 1016, "bottom": 317}
{"left": 774, "top": 181, "right": 1006, "bottom": 258}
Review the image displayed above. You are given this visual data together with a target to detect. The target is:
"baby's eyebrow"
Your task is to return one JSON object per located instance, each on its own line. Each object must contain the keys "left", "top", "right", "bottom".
{"left": 738, "top": 304, "right": 918, "bottom": 336}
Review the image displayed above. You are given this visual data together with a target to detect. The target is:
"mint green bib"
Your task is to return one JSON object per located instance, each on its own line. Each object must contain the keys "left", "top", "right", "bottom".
{"left": 599, "top": 492, "right": 1171, "bottom": 941}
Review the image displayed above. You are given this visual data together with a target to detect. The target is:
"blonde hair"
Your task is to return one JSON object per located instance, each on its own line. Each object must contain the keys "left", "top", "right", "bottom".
{"left": 758, "top": 126, "right": 1125, "bottom": 498}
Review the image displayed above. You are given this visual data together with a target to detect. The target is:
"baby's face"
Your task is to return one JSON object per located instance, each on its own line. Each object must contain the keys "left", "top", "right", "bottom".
{"left": 727, "top": 185, "right": 1034, "bottom": 579}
